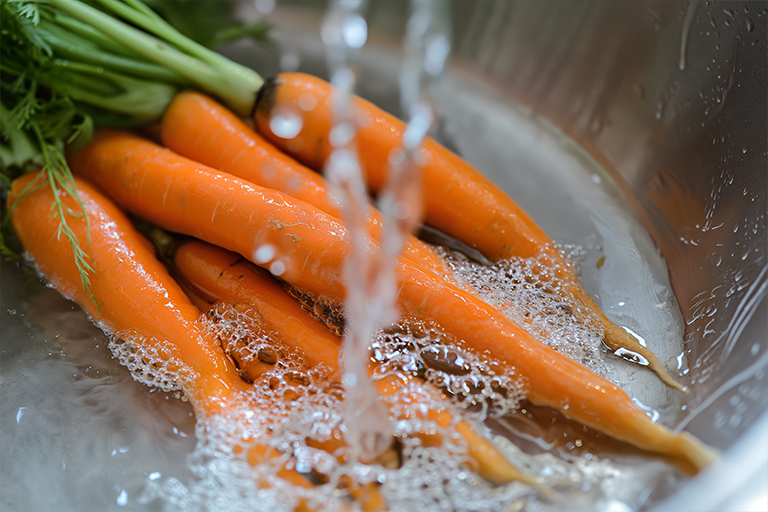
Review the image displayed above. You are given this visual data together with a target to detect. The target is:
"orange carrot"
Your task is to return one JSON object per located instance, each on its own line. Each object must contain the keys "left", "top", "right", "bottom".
{"left": 68, "top": 129, "right": 352, "bottom": 299}
{"left": 6, "top": 172, "right": 316, "bottom": 491}
{"left": 253, "top": 72, "right": 683, "bottom": 392}
{"left": 8, "top": 172, "right": 248, "bottom": 411}
{"left": 254, "top": 72, "right": 546, "bottom": 262}
{"left": 67, "top": 130, "right": 714, "bottom": 471}
{"left": 175, "top": 241, "right": 341, "bottom": 372}
{"left": 172, "top": 238, "right": 543, "bottom": 487}
{"left": 161, "top": 91, "right": 446, "bottom": 276}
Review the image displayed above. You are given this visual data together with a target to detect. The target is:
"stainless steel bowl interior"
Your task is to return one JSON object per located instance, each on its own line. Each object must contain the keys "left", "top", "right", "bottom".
{"left": 0, "top": 1, "right": 765, "bottom": 511}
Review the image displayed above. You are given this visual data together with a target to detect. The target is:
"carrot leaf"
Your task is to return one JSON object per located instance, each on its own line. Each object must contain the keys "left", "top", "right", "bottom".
{"left": 1, "top": 0, "right": 272, "bottom": 301}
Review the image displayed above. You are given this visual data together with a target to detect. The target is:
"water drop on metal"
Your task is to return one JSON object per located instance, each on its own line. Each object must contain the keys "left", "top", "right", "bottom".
{"left": 679, "top": 1, "right": 698, "bottom": 71}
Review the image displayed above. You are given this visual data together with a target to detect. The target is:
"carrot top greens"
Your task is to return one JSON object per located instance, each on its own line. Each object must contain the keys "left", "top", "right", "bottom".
{"left": 1, "top": 0, "right": 270, "bottom": 301}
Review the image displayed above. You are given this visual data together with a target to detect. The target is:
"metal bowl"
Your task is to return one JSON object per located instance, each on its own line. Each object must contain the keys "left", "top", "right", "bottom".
{"left": 0, "top": 1, "right": 764, "bottom": 511}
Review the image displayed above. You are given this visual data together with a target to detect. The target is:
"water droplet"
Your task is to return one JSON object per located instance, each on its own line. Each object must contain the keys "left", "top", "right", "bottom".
{"left": 254, "top": 244, "right": 275, "bottom": 263}
{"left": 116, "top": 489, "right": 128, "bottom": 507}
{"left": 298, "top": 93, "right": 318, "bottom": 111}
{"left": 713, "top": 411, "right": 726, "bottom": 428}
{"left": 329, "top": 121, "right": 356, "bottom": 147}
{"left": 341, "top": 14, "right": 368, "bottom": 48}
{"left": 279, "top": 51, "right": 300, "bottom": 72}
{"left": 269, "top": 109, "right": 303, "bottom": 139}
{"left": 402, "top": 101, "right": 433, "bottom": 151}
{"left": 598, "top": 499, "right": 633, "bottom": 512}
{"left": 747, "top": 18, "right": 755, "bottom": 32}
{"left": 742, "top": 147, "right": 748, "bottom": 154}
{"left": 752, "top": 343, "right": 761, "bottom": 355}
{"left": 255, "top": 0, "right": 275, "bottom": 14}
{"left": 148, "top": 472, "right": 161, "bottom": 481}
{"left": 393, "top": 200, "right": 412, "bottom": 221}
{"left": 343, "top": 371, "right": 358, "bottom": 387}
{"left": 679, "top": 1, "right": 698, "bottom": 70}
{"left": 424, "top": 34, "right": 450, "bottom": 76}
{"left": 269, "top": 260, "right": 286, "bottom": 276}
{"left": 388, "top": 147, "right": 406, "bottom": 166}
{"left": 646, "top": 8, "right": 663, "bottom": 28}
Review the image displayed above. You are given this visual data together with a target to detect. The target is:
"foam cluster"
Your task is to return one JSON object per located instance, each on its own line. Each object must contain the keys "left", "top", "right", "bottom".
{"left": 108, "top": 330, "right": 193, "bottom": 396}
{"left": 435, "top": 245, "right": 610, "bottom": 377}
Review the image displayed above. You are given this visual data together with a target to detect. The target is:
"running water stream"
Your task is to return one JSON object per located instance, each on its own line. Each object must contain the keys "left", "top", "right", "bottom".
{"left": 320, "top": 0, "right": 451, "bottom": 461}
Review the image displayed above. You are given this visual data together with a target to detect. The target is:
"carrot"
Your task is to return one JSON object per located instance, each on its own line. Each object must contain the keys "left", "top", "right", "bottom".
{"left": 6, "top": 172, "right": 316, "bottom": 492}
{"left": 160, "top": 91, "right": 446, "bottom": 276}
{"left": 8, "top": 172, "right": 248, "bottom": 410}
{"left": 175, "top": 241, "right": 341, "bottom": 372}
{"left": 172, "top": 238, "right": 545, "bottom": 489}
{"left": 67, "top": 130, "right": 715, "bottom": 472}
{"left": 68, "top": 129, "right": 352, "bottom": 298}
{"left": 252, "top": 72, "right": 684, "bottom": 392}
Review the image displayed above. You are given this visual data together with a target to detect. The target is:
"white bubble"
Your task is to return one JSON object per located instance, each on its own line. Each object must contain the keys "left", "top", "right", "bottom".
{"left": 388, "top": 147, "right": 406, "bottom": 166}
{"left": 254, "top": 244, "right": 275, "bottom": 263}
{"left": 330, "top": 67, "right": 355, "bottom": 91}
{"left": 269, "top": 109, "right": 303, "bottom": 139}
{"left": 279, "top": 51, "right": 300, "bottom": 72}
{"left": 298, "top": 93, "right": 318, "bottom": 111}
{"left": 341, "top": 15, "right": 367, "bottom": 48}
{"left": 393, "top": 200, "right": 412, "bottom": 221}
{"left": 269, "top": 260, "right": 286, "bottom": 276}
{"left": 343, "top": 372, "right": 358, "bottom": 386}
{"left": 329, "top": 122, "right": 355, "bottom": 148}
{"left": 339, "top": 0, "right": 363, "bottom": 9}
{"left": 321, "top": 23, "right": 341, "bottom": 46}
{"left": 327, "top": 149, "right": 362, "bottom": 182}
{"left": 254, "top": 0, "right": 275, "bottom": 14}
{"left": 598, "top": 499, "right": 633, "bottom": 512}
{"left": 116, "top": 489, "right": 128, "bottom": 507}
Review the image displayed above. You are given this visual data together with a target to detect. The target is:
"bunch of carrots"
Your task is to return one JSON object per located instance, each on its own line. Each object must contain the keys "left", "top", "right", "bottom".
{"left": 2, "top": 1, "right": 717, "bottom": 509}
